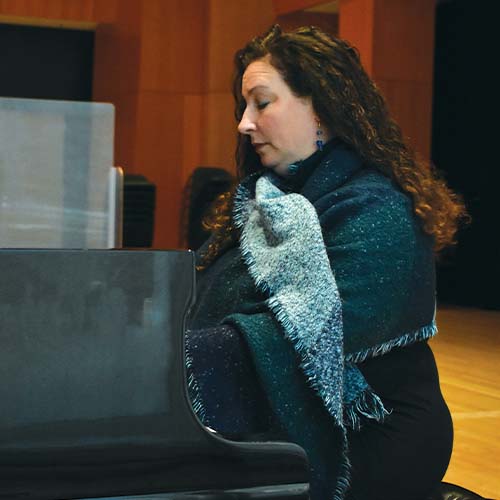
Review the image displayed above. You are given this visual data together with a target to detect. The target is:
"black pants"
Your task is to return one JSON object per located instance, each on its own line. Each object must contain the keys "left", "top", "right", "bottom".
{"left": 346, "top": 341, "right": 453, "bottom": 500}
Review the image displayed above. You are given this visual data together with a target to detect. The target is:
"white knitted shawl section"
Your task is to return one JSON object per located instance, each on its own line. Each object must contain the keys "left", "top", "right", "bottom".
{"left": 234, "top": 173, "right": 345, "bottom": 425}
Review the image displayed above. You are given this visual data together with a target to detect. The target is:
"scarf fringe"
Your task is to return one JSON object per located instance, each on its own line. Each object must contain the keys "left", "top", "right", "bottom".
{"left": 184, "top": 336, "right": 207, "bottom": 423}
{"left": 233, "top": 177, "right": 257, "bottom": 230}
{"left": 267, "top": 295, "right": 344, "bottom": 425}
{"left": 345, "top": 320, "right": 437, "bottom": 364}
{"left": 344, "top": 387, "right": 390, "bottom": 431}
{"left": 333, "top": 433, "right": 351, "bottom": 500}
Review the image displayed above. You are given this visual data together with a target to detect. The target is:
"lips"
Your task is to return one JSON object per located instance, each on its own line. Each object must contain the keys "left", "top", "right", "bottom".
{"left": 253, "top": 142, "right": 267, "bottom": 152}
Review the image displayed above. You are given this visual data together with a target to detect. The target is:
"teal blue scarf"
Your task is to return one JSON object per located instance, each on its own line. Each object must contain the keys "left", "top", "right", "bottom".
{"left": 189, "top": 140, "right": 437, "bottom": 499}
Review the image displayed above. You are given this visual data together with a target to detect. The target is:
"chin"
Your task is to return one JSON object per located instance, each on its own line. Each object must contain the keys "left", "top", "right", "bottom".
{"left": 260, "top": 155, "right": 287, "bottom": 176}
{"left": 270, "top": 163, "right": 289, "bottom": 177}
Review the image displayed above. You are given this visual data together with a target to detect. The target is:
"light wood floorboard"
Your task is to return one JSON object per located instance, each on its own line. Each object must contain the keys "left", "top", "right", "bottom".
{"left": 430, "top": 305, "right": 500, "bottom": 499}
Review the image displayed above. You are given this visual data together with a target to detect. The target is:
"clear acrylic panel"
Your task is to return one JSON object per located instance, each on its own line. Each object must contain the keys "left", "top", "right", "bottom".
{"left": 0, "top": 97, "right": 117, "bottom": 248}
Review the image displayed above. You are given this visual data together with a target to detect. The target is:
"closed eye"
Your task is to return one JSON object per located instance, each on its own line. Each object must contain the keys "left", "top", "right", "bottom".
{"left": 257, "top": 101, "right": 269, "bottom": 110}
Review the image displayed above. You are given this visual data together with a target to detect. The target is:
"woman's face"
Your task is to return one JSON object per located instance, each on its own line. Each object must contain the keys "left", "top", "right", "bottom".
{"left": 238, "top": 57, "right": 322, "bottom": 176}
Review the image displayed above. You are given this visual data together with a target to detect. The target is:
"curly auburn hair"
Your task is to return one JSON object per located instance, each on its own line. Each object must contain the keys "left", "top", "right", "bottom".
{"left": 199, "top": 24, "right": 467, "bottom": 269}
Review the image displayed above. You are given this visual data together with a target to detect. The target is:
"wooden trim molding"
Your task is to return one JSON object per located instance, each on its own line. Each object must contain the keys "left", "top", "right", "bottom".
{"left": 0, "top": 14, "right": 96, "bottom": 30}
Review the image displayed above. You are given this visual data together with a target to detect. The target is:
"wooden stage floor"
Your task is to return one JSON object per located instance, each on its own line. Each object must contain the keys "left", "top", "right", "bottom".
{"left": 430, "top": 305, "right": 500, "bottom": 499}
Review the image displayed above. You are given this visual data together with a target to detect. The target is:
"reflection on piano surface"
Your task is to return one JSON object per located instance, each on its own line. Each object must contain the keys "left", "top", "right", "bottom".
{"left": 0, "top": 249, "right": 309, "bottom": 500}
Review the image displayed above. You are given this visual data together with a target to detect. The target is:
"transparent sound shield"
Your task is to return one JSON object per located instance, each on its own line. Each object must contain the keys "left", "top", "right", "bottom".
{"left": 0, "top": 97, "right": 121, "bottom": 248}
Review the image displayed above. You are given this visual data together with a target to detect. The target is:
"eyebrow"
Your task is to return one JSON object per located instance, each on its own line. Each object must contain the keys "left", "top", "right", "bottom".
{"left": 243, "top": 84, "right": 270, "bottom": 98}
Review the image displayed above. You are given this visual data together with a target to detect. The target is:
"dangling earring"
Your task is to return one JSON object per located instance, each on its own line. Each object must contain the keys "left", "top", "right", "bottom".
{"left": 316, "top": 118, "right": 324, "bottom": 151}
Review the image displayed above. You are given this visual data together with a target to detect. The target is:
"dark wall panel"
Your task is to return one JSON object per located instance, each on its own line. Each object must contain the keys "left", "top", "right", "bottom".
{"left": 1, "top": 23, "right": 94, "bottom": 101}
{"left": 432, "top": 0, "right": 498, "bottom": 309}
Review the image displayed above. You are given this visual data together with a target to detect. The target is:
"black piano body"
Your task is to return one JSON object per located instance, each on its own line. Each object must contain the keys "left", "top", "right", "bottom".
{"left": 0, "top": 249, "right": 309, "bottom": 500}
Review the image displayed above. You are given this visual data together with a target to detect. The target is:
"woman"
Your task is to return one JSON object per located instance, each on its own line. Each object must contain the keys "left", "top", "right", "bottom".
{"left": 186, "top": 25, "right": 466, "bottom": 500}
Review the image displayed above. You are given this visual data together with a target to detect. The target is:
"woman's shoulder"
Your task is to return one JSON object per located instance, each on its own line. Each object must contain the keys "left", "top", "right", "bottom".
{"left": 298, "top": 142, "right": 412, "bottom": 221}
{"left": 314, "top": 167, "right": 416, "bottom": 231}
{"left": 314, "top": 167, "right": 434, "bottom": 257}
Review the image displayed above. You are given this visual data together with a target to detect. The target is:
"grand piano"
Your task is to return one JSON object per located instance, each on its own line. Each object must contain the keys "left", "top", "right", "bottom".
{"left": 0, "top": 248, "right": 309, "bottom": 499}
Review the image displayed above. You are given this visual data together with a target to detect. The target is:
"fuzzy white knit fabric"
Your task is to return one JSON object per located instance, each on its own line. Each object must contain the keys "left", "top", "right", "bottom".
{"left": 236, "top": 174, "right": 345, "bottom": 425}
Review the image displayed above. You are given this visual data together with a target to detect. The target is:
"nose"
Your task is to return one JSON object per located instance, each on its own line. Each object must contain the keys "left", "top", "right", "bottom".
{"left": 237, "top": 107, "right": 256, "bottom": 135}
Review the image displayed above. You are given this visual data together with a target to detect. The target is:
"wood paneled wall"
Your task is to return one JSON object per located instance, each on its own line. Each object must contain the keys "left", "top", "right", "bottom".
{"left": 276, "top": 11, "right": 338, "bottom": 35}
{"left": 273, "top": 0, "right": 329, "bottom": 16}
{"left": 339, "top": 0, "right": 436, "bottom": 160}
{"left": 1, "top": 0, "right": 437, "bottom": 249}
{"left": 0, "top": 0, "right": 116, "bottom": 22}
{"left": 200, "top": 0, "right": 275, "bottom": 176}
